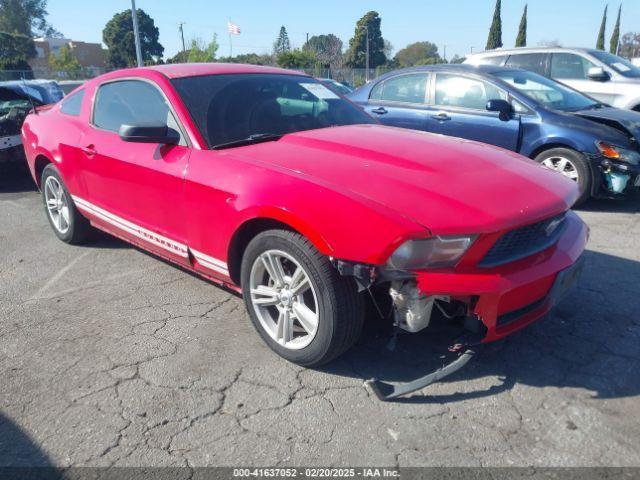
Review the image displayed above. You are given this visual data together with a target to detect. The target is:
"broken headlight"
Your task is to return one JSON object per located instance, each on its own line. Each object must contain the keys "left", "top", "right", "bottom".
{"left": 596, "top": 141, "right": 640, "bottom": 165}
{"left": 387, "top": 235, "right": 477, "bottom": 270}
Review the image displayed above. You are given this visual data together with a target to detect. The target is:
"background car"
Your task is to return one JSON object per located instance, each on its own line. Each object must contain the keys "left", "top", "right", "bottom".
{"left": 465, "top": 47, "right": 640, "bottom": 111}
{"left": 0, "top": 80, "right": 64, "bottom": 165}
{"left": 21, "top": 64, "right": 586, "bottom": 371}
{"left": 349, "top": 64, "right": 640, "bottom": 204}
{"left": 317, "top": 78, "right": 354, "bottom": 95}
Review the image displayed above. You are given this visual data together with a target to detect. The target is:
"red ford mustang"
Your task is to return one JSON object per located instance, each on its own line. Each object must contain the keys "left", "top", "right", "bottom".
{"left": 22, "top": 64, "right": 588, "bottom": 374}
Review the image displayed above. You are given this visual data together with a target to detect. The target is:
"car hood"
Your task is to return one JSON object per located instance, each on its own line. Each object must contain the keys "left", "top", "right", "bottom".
{"left": 572, "top": 106, "right": 640, "bottom": 145}
{"left": 226, "top": 125, "right": 578, "bottom": 235}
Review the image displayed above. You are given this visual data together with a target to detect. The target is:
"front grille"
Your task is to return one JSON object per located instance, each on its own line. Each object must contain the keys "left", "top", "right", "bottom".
{"left": 480, "top": 213, "right": 567, "bottom": 268}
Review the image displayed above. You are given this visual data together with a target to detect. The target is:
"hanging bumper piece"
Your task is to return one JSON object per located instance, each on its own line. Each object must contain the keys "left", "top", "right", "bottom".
{"left": 364, "top": 344, "right": 481, "bottom": 401}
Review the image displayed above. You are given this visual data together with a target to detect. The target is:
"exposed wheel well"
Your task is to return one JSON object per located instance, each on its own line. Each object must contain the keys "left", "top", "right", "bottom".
{"left": 529, "top": 143, "right": 578, "bottom": 160}
{"left": 632, "top": 104, "right": 640, "bottom": 112}
{"left": 227, "top": 218, "right": 297, "bottom": 284}
{"left": 33, "top": 155, "right": 52, "bottom": 188}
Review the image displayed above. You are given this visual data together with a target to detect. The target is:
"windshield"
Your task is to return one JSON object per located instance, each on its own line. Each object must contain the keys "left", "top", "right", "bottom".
{"left": 171, "top": 73, "right": 374, "bottom": 149}
{"left": 493, "top": 70, "right": 598, "bottom": 111}
{"left": 590, "top": 51, "right": 640, "bottom": 78}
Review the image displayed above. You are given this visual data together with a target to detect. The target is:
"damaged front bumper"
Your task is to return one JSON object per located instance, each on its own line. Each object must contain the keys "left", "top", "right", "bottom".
{"left": 595, "top": 155, "right": 640, "bottom": 195}
{"left": 413, "top": 211, "right": 588, "bottom": 343}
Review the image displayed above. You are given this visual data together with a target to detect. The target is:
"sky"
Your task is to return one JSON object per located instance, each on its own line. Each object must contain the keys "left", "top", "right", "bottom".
{"left": 46, "top": 0, "right": 638, "bottom": 61}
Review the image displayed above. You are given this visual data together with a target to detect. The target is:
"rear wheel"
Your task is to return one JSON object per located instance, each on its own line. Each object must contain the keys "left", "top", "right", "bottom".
{"left": 534, "top": 148, "right": 591, "bottom": 205}
{"left": 41, "top": 164, "right": 91, "bottom": 244}
{"left": 241, "top": 229, "right": 364, "bottom": 366}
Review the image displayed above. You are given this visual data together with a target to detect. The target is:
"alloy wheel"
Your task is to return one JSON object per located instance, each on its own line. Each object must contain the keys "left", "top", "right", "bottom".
{"left": 541, "top": 156, "right": 579, "bottom": 182}
{"left": 249, "top": 249, "right": 319, "bottom": 350}
{"left": 44, "top": 176, "right": 70, "bottom": 234}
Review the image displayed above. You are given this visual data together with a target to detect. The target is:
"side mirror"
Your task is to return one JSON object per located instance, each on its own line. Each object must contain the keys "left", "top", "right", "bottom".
{"left": 587, "top": 67, "right": 610, "bottom": 82}
{"left": 119, "top": 123, "right": 180, "bottom": 144}
{"left": 486, "top": 99, "right": 513, "bottom": 121}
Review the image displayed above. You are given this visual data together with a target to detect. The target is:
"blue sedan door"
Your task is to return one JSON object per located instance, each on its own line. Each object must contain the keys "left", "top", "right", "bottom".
{"left": 426, "top": 72, "right": 520, "bottom": 151}
{"left": 364, "top": 73, "right": 431, "bottom": 131}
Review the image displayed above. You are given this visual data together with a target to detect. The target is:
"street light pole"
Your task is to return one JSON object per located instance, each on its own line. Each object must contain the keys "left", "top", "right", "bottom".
{"left": 131, "top": 0, "right": 143, "bottom": 67}
{"left": 365, "top": 26, "right": 370, "bottom": 81}
{"left": 178, "top": 22, "right": 186, "bottom": 53}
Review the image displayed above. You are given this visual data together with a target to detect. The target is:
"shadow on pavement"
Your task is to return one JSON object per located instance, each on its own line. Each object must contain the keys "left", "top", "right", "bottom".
{"left": 324, "top": 249, "right": 640, "bottom": 403}
{"left": 0, "top": 162, "right": 37, "bottom": 194}
{"left": 0, "top": 412, "right": 56, "bottom": 472}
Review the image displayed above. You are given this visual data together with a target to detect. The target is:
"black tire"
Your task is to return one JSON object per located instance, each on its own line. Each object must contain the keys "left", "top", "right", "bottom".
{"left": 533, "top": 148, "right": 592, "bottom": 205}
{"left": 241, "top": 229, "right": 364, "bottom": 367}
{"left": 41, "top": 164, "right": 92, "bottom": 244}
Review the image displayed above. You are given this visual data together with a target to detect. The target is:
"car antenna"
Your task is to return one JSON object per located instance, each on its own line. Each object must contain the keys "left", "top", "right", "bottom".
{"left": 21, "top": 73, "right": 38, "bottom": 115}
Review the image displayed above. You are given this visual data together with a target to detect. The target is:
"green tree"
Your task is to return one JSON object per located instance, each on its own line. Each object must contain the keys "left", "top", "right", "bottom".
{"left": 394, "top": 41, "right": 440, "bottom": 67}
{"left": 618, "top": 32, "right": 640, "bottom": 59}
{"left": 0, "top": 0, "right": 58, "bottom": 37}
{"left": 610, "top": 5, "right": 621, "bottom": 54}
{"left": 485, "top": 0, "right": 503, "bottom": 50}
{"left": 596, "top": 5, "right": 607, "bottom": 50}
{"left": 345, "top": 11, "right": 386, "bottom": 68}
{"left": 303, "top": 34, "right": 343, "bottom": 68}
{"left": 273, "top": 26, "right": 290, "bottom": 56}
{"left": 48, "top": 45, "right": 83, "bottom": 78}
{"left": 276, "top": 49, "right": 316, "bottom": 69}
{"left": 103, "top": 9, "right": 164, "bottom": 68}
{"left": 166, "top": 50, "right": 189, "bottom": 64}
{"left": 515, "top": 4, "right": 527, "bottom": 47}
{"left": 217, "top": 52, "right": 273, "bottom": 65}
{"left": 186, "top": 35, "right": 218, "bottom": 63}
{"left": 449, "top": 54, "right": 466, "bottom": 64}
{"left": 0, "top": 31, "right": 35, "bottom": 71}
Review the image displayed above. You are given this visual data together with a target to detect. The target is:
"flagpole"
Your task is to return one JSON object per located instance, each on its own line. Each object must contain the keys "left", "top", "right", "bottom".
{"left": 229, "top": 18, "right": 232, "bottom": 58}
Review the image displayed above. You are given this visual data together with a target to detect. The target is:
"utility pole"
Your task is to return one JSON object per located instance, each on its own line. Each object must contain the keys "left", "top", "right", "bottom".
{"left": 470, "top": 46, "right": 475, "bottom": 54}
{"left": 443, "top": 45, "right": 447, "bottom": 62}
{"left": 365, "top": 25, "right": 370, "bottom": 81}
{"left": 306, "top": 32, "right": 309, "bottom": 45}
{"left": 178, "top": 22, "right": 186, "bottom": 53}
{"left": 131, "top": 0, "right": 143, "bottom": 67}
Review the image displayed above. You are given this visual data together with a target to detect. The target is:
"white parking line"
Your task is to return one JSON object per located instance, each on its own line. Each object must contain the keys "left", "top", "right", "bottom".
{"left": 30, "top": 251, "right": 92, "bottom": 300}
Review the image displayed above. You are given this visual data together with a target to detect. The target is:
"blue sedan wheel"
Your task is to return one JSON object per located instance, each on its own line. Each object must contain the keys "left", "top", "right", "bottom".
{"left": 534, "top": 148, "right": 591, "bottom": 205}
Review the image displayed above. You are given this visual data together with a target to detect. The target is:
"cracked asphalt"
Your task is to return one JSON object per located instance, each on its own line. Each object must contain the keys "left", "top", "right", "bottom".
{"left": 1, "top": 165, "right": 639, "bottom": 468}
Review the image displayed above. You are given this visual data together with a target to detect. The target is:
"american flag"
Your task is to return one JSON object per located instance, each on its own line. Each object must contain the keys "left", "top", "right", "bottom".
{"left": 227, "top": 21, "right": 241, "bottom": 35}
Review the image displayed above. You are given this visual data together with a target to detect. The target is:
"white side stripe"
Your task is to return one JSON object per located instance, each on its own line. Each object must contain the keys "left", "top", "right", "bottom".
{"left": 71, "top": 196, "right": 229, "bottom": 276}
{"left": 190, "top": 249, "right": 229, "bottom": 276}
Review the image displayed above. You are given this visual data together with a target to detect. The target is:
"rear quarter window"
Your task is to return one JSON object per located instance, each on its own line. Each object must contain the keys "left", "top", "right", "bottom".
{"left": 59, "top": 89, "right": 85, "bottom": 116}
{"left": 505, "top": 53, "right": 547, "bottom": 75}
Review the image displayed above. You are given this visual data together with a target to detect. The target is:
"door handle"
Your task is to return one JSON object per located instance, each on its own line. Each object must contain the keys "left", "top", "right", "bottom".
{"left": 371, "top": 106, "right": 388, "bottom": 115}
{"left": 430, "top": 112, "right": 451, "bottom": 121}
{"left": 81, "top": 144, "right": 97, "bottom": 157}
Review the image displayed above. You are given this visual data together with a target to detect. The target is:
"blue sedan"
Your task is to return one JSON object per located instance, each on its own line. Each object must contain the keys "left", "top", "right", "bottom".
{"left": 349, "top": 64, "right": 640, "bottom": 203}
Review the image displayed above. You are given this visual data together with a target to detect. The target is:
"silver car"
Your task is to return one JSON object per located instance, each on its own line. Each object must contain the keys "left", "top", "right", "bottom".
{"left": 465, "top": 47, "right": 640, "bottom": 111}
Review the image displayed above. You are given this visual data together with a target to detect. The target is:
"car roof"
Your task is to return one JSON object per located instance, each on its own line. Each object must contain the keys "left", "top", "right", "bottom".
{"left": 373, "top": 63, "right": 522, "bottom": 79}
{"left": 469, "top": 46, "right": 599, "bottom": 57}
{"left": 144, "top": 62, "right": 307, "bottom": 79}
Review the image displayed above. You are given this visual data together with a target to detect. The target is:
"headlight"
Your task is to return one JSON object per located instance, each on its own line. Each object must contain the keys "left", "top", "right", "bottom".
{"left": 596, "top": 141, "right": 640, "bottom": 165}
{"left": 387, "top": 235, "right": 477, "bottom": 270}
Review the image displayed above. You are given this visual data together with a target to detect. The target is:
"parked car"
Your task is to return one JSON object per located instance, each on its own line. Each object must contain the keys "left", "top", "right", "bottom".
{"left": 1, "top": 80, "right": 63, "bottom": 164}
{"left": 465, "top": 47, "right": 640, "bottom": 111}
{"left": 22, "top": 65, "right": 587, "bottom": 392}
{"left": 317, "top": 78, "right": 354, "bottom": 95}
{"left": 349, "top": 64, "right": 640, "bottom": 203}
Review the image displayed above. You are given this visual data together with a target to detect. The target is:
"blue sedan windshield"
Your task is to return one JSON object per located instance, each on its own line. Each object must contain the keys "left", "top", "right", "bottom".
{"left": 493, "top": 70, "right": 598, "bottom": 112}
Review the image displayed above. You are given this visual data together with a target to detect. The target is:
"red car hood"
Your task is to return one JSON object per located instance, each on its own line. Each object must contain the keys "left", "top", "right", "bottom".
{"left": 226, "top": 124, "right": 578, "bottom": 235}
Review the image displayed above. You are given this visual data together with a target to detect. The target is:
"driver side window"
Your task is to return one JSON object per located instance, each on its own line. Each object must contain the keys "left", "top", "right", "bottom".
{"left": 550, "top": 53, "right": 596, "bottom": 80}
{"left": 93, "top": 80, "right": 185, "bottom": 145}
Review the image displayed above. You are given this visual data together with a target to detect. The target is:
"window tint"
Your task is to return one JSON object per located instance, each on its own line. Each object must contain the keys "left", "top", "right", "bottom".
{"left": 434, "top": 74, "right": 507, "bottom": 110}
{"left": 171, "top": 74, "right": 374, "bottom": 149}
{"left": 59, "top": 89, "right": 84, "bottom": 116}
{"left": 93, "top": 80, "right": 179, "bottom": 137}
{"left": 376, "top": 74, "right": 428, "bottom": 104}
{"left": 505, "top": 53, "right": 547, "bottom": 75}
{"left": 550, "top": 53, "right": 596, "bottom": 79}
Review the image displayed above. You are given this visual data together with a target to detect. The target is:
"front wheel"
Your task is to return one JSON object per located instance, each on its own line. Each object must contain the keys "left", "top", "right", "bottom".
{"left": 534, "top": 148, "right": 592, "bottom": 205}
{"left": 241, "top": 229, "right": 364, "bottom": 367}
